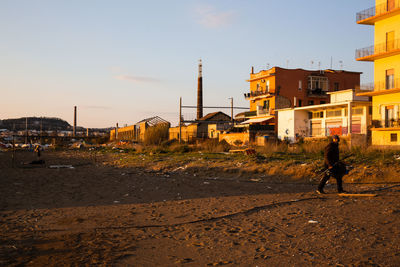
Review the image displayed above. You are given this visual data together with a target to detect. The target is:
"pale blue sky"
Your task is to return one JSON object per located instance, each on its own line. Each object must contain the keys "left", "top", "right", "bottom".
{"left": 1, "top": 0, "right": 375, "bottom": 127}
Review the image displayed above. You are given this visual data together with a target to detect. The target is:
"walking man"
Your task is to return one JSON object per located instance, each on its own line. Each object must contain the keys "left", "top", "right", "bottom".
{"left": 317, "top": 135, "right": 346, "bottom": 194}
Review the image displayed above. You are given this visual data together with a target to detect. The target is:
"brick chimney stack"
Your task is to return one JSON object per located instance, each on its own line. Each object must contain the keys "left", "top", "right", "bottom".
{"left": 197, "top": 59, "right": 203, "bottom": 120}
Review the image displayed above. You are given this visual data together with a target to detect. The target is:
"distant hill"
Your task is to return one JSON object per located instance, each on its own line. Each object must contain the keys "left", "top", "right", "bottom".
{"left": 0, "top": 117, "right": 71, "bottom": 131}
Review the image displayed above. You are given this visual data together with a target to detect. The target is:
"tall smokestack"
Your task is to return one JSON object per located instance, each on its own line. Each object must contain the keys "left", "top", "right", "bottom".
{"left": 73, "top": 106, "right": 77, "bottom": 137}
{"left": 197, "top": 59, "right": 203, "bottom": 120}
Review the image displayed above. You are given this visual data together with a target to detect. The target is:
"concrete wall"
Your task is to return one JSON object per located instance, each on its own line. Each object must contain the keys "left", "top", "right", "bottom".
{"left": 278, "top": 109, "right": 309, "bottom": 142}
{"left": 169, "top": 124, "right": 198, "bottom": 142}
{"left": 208, "top": 123, "right": 231, "bottom": 138}
{"left": 219, "top": 132, "right": 249, "bottom": 146}
{"left": 277, "top": 109, "right": 295, "bottom": 141}
{"left": 372, "top": 130, "right": 400, "bottom": 146}
{"left": 110, "top": 125, "right": 136, "bottom": 141}
{"left": 294, "top": 110, "right": 310, "bottom": 138}
{"left": 330, "top": 90, "right": 353, "bottom": 103}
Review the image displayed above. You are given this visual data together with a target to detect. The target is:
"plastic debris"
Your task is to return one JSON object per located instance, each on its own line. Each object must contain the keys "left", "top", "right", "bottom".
{"left": 49, "top": 165, "right": 74, "bottom": 169}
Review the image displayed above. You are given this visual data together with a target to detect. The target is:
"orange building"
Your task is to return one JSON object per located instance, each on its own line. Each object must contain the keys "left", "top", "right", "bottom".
{"left": 242, "top": 67, "right": 362, "bottom": 132}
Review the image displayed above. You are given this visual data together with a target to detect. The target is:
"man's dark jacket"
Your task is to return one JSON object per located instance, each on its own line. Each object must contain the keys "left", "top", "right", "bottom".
{"left": 324, "top": 142, "right": 339, "bottom": 168}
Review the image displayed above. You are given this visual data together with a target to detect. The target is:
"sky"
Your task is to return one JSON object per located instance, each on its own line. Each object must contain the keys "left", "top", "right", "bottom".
{"left": 1, "top": 0, "right": 375, "bottom": 128}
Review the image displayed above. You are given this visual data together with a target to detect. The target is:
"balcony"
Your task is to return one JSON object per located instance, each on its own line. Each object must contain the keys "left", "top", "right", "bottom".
{"left": 307, "top": 88, "right": 328, "bottom": 97}
{"left": 244, "top": 90, "right": 273, "bottom": 100}
{"left": 256, "top": 105, "right": 273, "bottom": 116}
{"left": 356, "top": 0, "right": 400, "bottom": 24}
{"left": 357, "top": 78, "right": 400, "bottom": 96}
{"left": 356, "top": 39, "right": 400, "bottom": 61}
{"left": 372, "top": 119, "right": 400, "bottom": 129}
{"left": 244, "top": 110, "right": 257, "bottom": 118}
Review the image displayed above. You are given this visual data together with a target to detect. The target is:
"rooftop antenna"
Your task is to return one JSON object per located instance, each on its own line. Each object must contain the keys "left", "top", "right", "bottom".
{"left": 330, "top": 56, "right": 333, "bottom": 69}
{"left": 286, "top": 60, "right": 289, "bottom": 68}
{"left": 311, "top": 61, "right": 314, "bottom": 69}
{"left": 318, "top": 61, "right": 321, "bottom": 70}
{"left": 267, "top": 63, "right": 270, "bottom": 69}
{"left": 339, "top": 60, "right": 343, "bottom": 69}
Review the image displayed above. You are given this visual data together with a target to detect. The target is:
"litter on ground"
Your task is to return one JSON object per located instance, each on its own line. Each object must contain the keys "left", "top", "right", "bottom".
{"left": 49, "top": 165, "right": 75, "bottom": 169}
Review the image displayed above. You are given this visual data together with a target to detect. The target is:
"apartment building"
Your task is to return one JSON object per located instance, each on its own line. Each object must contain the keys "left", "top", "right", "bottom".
{"left": 356, "top": 0, "right": 400, "bottom": 146}
{"left": 242, "top": 67, "right": 361, "bottom": 132}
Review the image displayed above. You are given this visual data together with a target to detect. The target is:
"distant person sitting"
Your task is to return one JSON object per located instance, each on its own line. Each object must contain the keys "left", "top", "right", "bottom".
{"left": 317, "top": 135, "right": 347, "bottom": 194}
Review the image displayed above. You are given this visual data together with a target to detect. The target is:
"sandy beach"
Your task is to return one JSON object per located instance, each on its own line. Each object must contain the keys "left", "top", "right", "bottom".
{"left": 1, "top": 150, "right": 399, "bottom": 266}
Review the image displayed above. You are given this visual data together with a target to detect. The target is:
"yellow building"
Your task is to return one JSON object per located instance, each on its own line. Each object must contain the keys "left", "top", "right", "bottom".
{"left": 110, "top": 116, "right": 170, "bottom": 142}
{"left": 356, "top": 0, "right": 400, "bottom": 146}
{"left": 169, "top": 112, "right": 231, "bottom": 142}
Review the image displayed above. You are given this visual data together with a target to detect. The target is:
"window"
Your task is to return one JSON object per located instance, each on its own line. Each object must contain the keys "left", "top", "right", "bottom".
{"left": 334, "top": 82, "right": 339, "bottom": 91}
{"left": 320, "top": 101, "right": 326, "bottom": 104}
{"left": 312, "top": 111, "right": 324, "bottom": 119}
{"left": 369, "top": 106, "right": 373, "bottom": 115}
{"left": 388, "top": 0, "right": 395, "bottom": 11}
{"left": 352, "top": 107, "right": 363, "bottom": 115}
{"left": 326, "top": 109, "right": 342, "bottom": 117}
{"left": 256, "top": 83, "right": 260, "bottom": 91}
{"left": 391, "top": 133, "right": 397, "bottom": 142}
{"left": 386, "top": 69, "right": 394, "bottom": 89}
{"left": 298, "top": 99, "right": 302, "bottom": 107}
{"left": 385, "top": 106, "right": 395, "bottom": 127}
{"left": 308, "top": 76, "right": 329, "bottom": 91}
{"left": 266, "top": 81, "right": 270, "bottom": 91}
{"left": 298, "top": 80, "right": 302, "bottom": 91}
{"left": 386, "top": 31, "right": 394, "bottom": 51}
{"left": 263, "top": 100, "right": 270, "bottom": 110}
{"left": 308, "top": 100, "right": 314, "bottom": 105}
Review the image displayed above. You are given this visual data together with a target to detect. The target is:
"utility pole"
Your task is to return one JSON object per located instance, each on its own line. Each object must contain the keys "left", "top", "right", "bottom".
{"left": 229, "top": 97, "right": 234, "bottom": 124}
{"left": 40, "top": 117, "right": 43, "bottom": 144}
{"left": 25, "top": 117, "right": 28, "bottom": 144}
{"left": 73, "top": 106, "right": 77, "bottom": 137}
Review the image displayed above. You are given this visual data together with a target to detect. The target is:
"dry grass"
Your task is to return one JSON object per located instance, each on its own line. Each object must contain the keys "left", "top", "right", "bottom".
{"left": 99, "top": 138, "right": 400, "bottom": 183}
{"left": 143, "top": 124, "right": 169, "bottom": 146}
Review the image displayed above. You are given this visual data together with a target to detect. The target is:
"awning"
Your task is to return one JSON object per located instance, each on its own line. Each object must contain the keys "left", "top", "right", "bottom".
{"left": 240, "top": 116, "right": 274, "bottom": 124}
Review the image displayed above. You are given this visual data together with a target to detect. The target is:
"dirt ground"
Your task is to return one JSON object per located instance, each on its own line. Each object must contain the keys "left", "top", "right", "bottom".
{"left": 1, "top": 150, "right": 400, "bottom": 266}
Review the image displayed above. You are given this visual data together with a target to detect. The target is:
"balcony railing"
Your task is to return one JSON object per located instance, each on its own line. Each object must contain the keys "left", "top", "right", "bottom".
{"left": 357, "top": 83, "right": 375, "bottom": 91}
{"left": 244, "top": 111, "right": 257, "bottom": 118}
{"left": 307, "top": 88, "right": 328, "bottom": 97}
{"left": 256, "top": 106, "right": 272, "bottom": 116}
{"left": 372, "top": 119, "right": 400, "bottom": 129}
{"left": 356, "top": 0, "right": 400, "bottom": 23}
{"left": 356, "top": 39, "right": 400, "bottom": 60}
{"left": 372, "top": 78, "right": 400, "bottom": 92}
{"left": 244, "top": 90, "right": 273, "bottom": 100}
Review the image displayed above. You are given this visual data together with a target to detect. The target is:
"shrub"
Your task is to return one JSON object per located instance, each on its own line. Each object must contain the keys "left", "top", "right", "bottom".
{"left": 161, "top": 138, "right": 179, "bottom": 147}
{"left": 199, "top": 139, "right": 231, "bottom": 153}
{"left": 143, "top": 124, "right": 169, "bottom": 146}
{"left": 171, "top": 144, "right": 191, "bottom": 153}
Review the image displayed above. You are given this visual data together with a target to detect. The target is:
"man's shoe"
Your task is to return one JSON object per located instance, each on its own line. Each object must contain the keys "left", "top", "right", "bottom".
{"left": 316, "top": 189, "right": 325, "bottom": 194}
